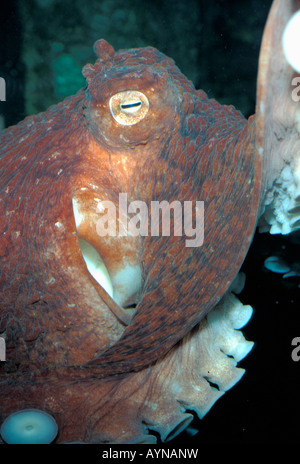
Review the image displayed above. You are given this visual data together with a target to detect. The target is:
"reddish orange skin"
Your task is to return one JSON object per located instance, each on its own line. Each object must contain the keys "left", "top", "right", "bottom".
{"left": 0, "top": 40, "right": 261, "bottom": 441}
{"left": 82, "top": 41, "right": 261, "bottom": 376}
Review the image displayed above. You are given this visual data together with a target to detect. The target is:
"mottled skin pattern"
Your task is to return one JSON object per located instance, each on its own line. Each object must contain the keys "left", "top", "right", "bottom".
{"left": 84, "top": 44, "right": 261, "bottom": 376}
{"left": 1, "top": 0, "right": 298, "bottom": 443}
{"left": 3, "top": 9, "right": 286, "bottom": 441}
{"left": 0, "top": 39, "right": 261, "bottom": 384}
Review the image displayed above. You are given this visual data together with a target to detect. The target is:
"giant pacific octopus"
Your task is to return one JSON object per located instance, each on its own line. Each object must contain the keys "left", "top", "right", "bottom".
{"left": 0, "top": 0, "right": 299, "bottom": 444}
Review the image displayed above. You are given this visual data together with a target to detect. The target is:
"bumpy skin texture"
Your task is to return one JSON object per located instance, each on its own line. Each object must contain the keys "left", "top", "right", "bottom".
{"left": 0, "top": 39, "right": 261, "bottom": 441}
{"left": 84, "top": 45, "right": 261, "bottom": 376}
{"left": 0, "top": 40, "right": 260, "bottom": 377}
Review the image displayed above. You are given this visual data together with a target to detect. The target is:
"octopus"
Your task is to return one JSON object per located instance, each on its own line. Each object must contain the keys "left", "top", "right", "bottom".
{"left": 0, "top": 0, "right": 299, "bottom": 444}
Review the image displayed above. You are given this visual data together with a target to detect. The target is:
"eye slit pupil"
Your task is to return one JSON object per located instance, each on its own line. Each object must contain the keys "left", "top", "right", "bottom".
{"left": 120, "top": 101, "right": 142, "bottom": 109}
{"left": 109, "top": 91, "right": 149, "bottom": 125}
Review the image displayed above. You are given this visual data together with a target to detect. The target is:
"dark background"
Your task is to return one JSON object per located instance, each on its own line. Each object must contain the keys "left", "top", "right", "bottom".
{"left": 1, "top": 0, "right": 299, "bottom": 445}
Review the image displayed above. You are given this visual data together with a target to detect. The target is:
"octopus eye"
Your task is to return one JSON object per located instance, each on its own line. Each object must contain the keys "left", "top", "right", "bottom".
{"left": 109, "top": 90, "right": 149, "bottom": 126}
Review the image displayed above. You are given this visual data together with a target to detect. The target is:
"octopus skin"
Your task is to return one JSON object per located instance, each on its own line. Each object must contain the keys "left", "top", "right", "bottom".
{"left": 0, "top": 0, "right": 299, "bottom": 444}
